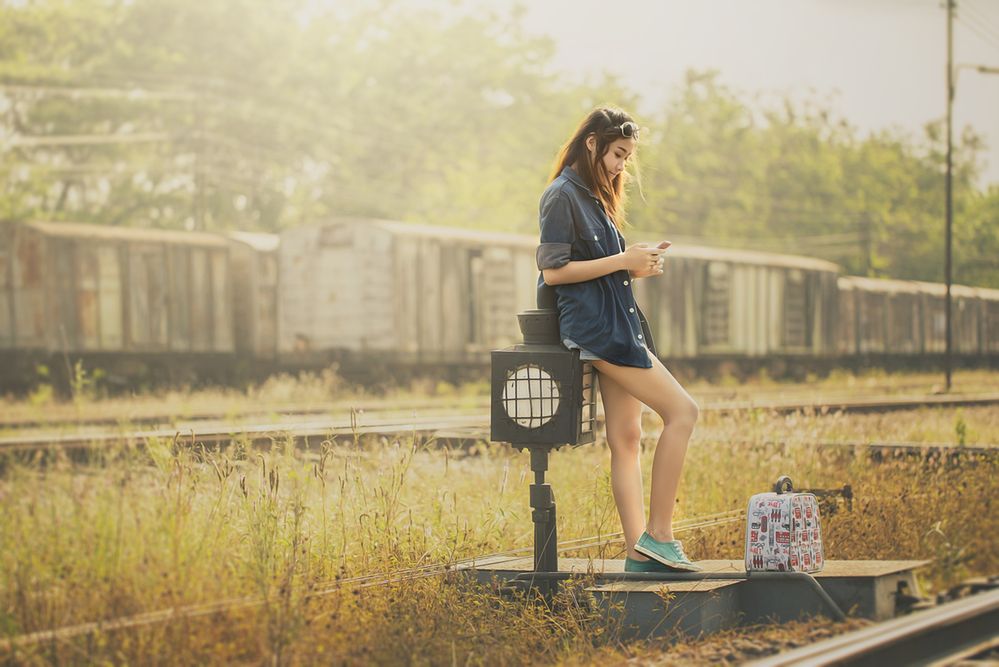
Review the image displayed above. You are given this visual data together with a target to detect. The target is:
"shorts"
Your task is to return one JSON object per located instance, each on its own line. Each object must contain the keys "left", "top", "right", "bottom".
{"left": 562, "top": 337, "right": 604, "bottom": 362}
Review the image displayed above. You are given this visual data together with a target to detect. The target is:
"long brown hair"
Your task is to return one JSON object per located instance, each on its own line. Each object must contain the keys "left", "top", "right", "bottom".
{"left": 548, "top": 106, "right": 640, "bottom": 229}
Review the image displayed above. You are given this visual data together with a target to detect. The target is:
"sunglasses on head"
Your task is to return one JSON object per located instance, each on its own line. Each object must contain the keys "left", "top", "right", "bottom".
{"left": 609, "top": 121, "right": 639, "bottom": 140}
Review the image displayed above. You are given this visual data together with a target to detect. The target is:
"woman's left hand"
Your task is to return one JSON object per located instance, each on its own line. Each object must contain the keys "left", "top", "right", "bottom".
{"left": 629, "top": 253, "right": 665, "bottom": 279}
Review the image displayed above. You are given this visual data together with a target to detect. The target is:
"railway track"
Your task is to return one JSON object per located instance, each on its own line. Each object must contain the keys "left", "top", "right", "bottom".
{"left": 0, "top": 397, "right": 474, "bottom": 431}
{"left": 0, "top": 510, "right": 744, "bottom": 653}
{"left": 747, "top": 581, "right": 999, "bottom": 666}
{"left": 2, "top": 394, "right": 999, "bottom": 457}
{"left": 2, "top": 389, "right": 996, "bottom": 432}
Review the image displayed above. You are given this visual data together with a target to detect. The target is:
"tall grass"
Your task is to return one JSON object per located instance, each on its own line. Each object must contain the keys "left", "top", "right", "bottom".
{"left": 1, "top": 403, "right": 997, "bottom": 664}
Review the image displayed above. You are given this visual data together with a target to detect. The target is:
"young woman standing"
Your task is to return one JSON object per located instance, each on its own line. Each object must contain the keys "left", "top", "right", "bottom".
{"left": 536, "top": 107, "right": 701, "bottom": 572}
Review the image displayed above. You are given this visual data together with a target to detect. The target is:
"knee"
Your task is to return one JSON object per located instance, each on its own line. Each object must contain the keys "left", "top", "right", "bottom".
{"left": 606, "top": 422, "right": 642, "bottom": 458}
{"left": 662, "top": 399, "right": 699, "bottom": 432}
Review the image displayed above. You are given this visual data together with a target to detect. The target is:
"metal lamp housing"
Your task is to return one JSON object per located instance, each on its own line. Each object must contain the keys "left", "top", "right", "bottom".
{"left": 490, "top": 310, "right": 597, "bottom": 448}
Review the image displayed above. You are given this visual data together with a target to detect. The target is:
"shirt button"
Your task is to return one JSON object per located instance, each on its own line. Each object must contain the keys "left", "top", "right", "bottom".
{"left": 638, "top": 334, "right": 644, "bottom": 340}
{"left": 593, "top": 235, "right": 598, "bottom": 240}
{"left": 629, "top": 307, "right": 635, "bottom": 313}
{"left": 623, "top": 280, "right": 629, "bottom": 286}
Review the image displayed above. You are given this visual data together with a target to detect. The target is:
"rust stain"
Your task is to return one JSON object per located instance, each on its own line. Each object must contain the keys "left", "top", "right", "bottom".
{"left": 77, "top": 290, "right": 98, "bottom": 341}
{"left": 16, "top": 236, "right": 42, "bottom": 286}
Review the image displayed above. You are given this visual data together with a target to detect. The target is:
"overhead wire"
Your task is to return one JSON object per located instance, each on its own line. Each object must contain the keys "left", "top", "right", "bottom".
{"left": 957, "top": 14, "right": 999, "bottom": 50}
{"left": 960, "top": 1, "right": 999, "bottom": 45}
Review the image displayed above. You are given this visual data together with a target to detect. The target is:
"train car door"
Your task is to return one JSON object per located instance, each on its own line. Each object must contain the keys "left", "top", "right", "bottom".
{"left": 127, "top": 244, "right": 169, "bottom": 350}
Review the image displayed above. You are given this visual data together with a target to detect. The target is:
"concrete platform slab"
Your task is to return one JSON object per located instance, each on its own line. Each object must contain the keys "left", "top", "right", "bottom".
{"left": 467, "top": 557, "right": 930, "bottom": 637}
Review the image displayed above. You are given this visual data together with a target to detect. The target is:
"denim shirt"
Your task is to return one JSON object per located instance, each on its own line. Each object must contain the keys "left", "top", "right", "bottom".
{"left": 535, "top": 166, "right": 656, "bottom": 368}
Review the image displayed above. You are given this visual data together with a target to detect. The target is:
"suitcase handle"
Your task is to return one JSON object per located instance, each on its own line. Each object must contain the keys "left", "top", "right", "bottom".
{"left": 774, "top": 476, "right": 794, "bottom": 494}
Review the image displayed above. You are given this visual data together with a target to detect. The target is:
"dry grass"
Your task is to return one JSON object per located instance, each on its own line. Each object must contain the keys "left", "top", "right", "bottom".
{"left": 2, "top": 366, "right": 996, "bottom": 429}
{"left": 0, "top": 373, "right": 997, "bottom": 664}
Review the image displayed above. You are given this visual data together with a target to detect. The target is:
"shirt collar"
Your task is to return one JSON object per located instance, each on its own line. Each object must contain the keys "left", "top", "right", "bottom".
{"left": 560, "top": 165, "right": 599, "bottom": 200}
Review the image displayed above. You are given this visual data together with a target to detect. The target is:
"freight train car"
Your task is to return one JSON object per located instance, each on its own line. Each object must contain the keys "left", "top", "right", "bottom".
{"left": 635, "top": 245, "right": 840, "bottom": 362}
{"left": 837, "top": 275, "right": 999, "bottom": 358}
{"left": 0, "top": 220, "right": 235, "bottom": 389}
{"left": 275, "top": 219, "right": 843, "bottom": 377}
{"left": 277, "top": 218, "right": 537, "bottom": 372}
{"left": 228, "top": 231, "right": 280, "bottom": 361}
{"left": 2, "top": 218, "right": 997, "bottom": 391}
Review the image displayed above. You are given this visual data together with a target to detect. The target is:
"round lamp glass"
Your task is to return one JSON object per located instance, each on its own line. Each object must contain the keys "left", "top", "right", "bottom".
{"left": 501, "top": 364, "right": 561, "bottom": 428}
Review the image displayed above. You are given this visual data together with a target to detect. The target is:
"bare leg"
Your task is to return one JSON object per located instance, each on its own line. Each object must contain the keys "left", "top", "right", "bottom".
{"left": 593, "top": 349, "right": 699, "bottom": 543}
{"left": 596, "top": 370, "right": 646, "bottom": 559}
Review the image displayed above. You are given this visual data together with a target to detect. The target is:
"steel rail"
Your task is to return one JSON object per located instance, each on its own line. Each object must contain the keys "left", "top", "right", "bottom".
{"left": 745, "top": 587, "right": 999, "bottom": 667}
{"left": 3, "top": 391, "right": 997, "bottom": 433}
{"left": 4, "top": 396, "right": 999, "bottom": 456}
{"left": 0, "top": 414, "right": 489, "bottom": 453}
{"left": 0, "top": 398, "right": 486, "bottom": 430}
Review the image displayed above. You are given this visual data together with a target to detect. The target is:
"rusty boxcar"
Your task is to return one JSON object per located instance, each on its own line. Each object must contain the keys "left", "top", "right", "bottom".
{"left": 277, "top": 218, "right": 537, "bottom": 368}
{"left": 0, "top": 220, "right": 235, "bottom": 387}
{"left": 276, "top": 219, "right": 843, "bottom": 374}
{"left": 836, "top": 276, "right": 999, "bottom": 356}
{"left": 634, "top": 245, "right": 841, "bottom": 361}
{"left": 228, "top": 231, "right": 280, "bottom": 360}
{"left": 2, "top": 218, "right": 997, "bottom": 390}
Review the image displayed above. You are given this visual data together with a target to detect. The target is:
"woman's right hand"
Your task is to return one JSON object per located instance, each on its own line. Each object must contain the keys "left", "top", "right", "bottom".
{"left": 620, "top": 243, "right": 663, "bottom": 273}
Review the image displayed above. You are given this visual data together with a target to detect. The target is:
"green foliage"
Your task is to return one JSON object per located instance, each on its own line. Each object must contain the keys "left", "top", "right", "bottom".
{"left": 0, "top": 0, "right": 997, "bottom": 286}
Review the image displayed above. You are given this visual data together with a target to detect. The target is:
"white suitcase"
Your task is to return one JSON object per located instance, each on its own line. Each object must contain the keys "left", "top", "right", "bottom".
{"left": 745, "top": 476, "right": 825, "bottom": 573}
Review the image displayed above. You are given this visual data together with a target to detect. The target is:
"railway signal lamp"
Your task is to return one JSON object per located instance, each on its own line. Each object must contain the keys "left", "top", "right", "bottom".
{"left": 491, "top": 309, "right": 598, "bottom": 574}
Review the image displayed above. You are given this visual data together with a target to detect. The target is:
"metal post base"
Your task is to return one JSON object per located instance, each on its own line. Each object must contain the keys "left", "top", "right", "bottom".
{"left": 529, "top": 447, "right": 558, "bottom": 574}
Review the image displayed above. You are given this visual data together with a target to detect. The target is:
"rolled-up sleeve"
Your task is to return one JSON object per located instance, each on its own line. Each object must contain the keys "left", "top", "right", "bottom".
{"left": 536, "top": 191, "right": 575, "bottom": 270}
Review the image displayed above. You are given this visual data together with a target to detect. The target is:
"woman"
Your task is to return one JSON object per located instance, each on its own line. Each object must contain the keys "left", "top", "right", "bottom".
{"left": 535, "top": 106, "right": 701, "bottom": 572}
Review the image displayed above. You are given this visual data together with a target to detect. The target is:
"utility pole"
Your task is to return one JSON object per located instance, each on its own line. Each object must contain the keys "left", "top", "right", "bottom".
{"left": 945, "top": 0, "right": 954, "bottom": 392}
{"left": 943, "top": 0, "right": 999, "bottom": 392}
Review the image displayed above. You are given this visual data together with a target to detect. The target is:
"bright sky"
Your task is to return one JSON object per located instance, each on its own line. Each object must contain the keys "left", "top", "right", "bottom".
{"left": 456, "top": 0, "right": 999, "bottom": 188}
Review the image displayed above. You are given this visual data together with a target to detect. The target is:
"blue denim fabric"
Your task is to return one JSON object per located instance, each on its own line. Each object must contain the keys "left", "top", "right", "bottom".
{"left": 536, "top": 166, "right": 656, "bottom": 368}
{"left": 562, "top": 337, "right": 603, "bottom": 362}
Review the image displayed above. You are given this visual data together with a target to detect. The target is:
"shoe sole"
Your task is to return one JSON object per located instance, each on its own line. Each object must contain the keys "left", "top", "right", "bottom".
{"left": 633, "top": 543, "right": 704, "bottom": 572}
{"left": 624, "top": 561, "right": 673, "bottom": 574}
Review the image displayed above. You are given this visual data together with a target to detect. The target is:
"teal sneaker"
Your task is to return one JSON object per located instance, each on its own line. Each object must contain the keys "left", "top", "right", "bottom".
{"left": 633, "top": 533, "right": 703, "bottom": 572}
{"left": 624, "top": 556, "right": 676, "bottom": 573}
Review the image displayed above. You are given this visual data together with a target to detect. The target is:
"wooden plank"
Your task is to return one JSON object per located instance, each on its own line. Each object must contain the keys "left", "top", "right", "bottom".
{"left": 211, "top": 250, "right": 233, "bottom": 351}
{"left": 363, "top": 226, "right": 396, "bottom": 350}
{"left": 50, "top": 239, "right": 78, "bottom": 352}
{"left": 473, "top": 557, "right": 930, "bottom": 578}
{"left": 97, "top": 244, "right": 123, "bottom": 350}
{"left": 392, "top": 234, "right": 419, "bottom": 354}
{"left": 439, "top": 245, "right": 468, "bottom": 355}
{"left": 482, "top": 246, "right": 517, "bottom": 349}
{"left": 317, "top": 232, "right": 360, "bottom": 349}
{"left": 256, "top": 252, "right": 279, "bottom": 357}
{"left": 418, "top": 238, "right": 442, "bottom": 358}
{"left": 75, "top": 243, "right": 100, "bottom": 350}
{"left": 227, "top": 242, "right": 253, "bottom": 354}
{"left": 588, "top": 580, "right": 741, "bottom": 593}
{"left": 189, "top": 248, "right": 210, "bottom": 352}
{"left": 150, "top": 246, "right": 168, "bottom": 347}
{"left": 127, "top": 247, "right": 148, "bottom": 347}
{"left": 768, "top": 269, "right": 782, "bottom": 354}
{"left": 276, "top": 227, "right": 318, "bottom": 354}
{"left": 13, "top": 227, "right": 47, "bottom": 349}
{"left": 168, "top": 245, "right": 190, "bottom": 352}
{"left": 0, "top": 225, "right": 11, "bottom": 347}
